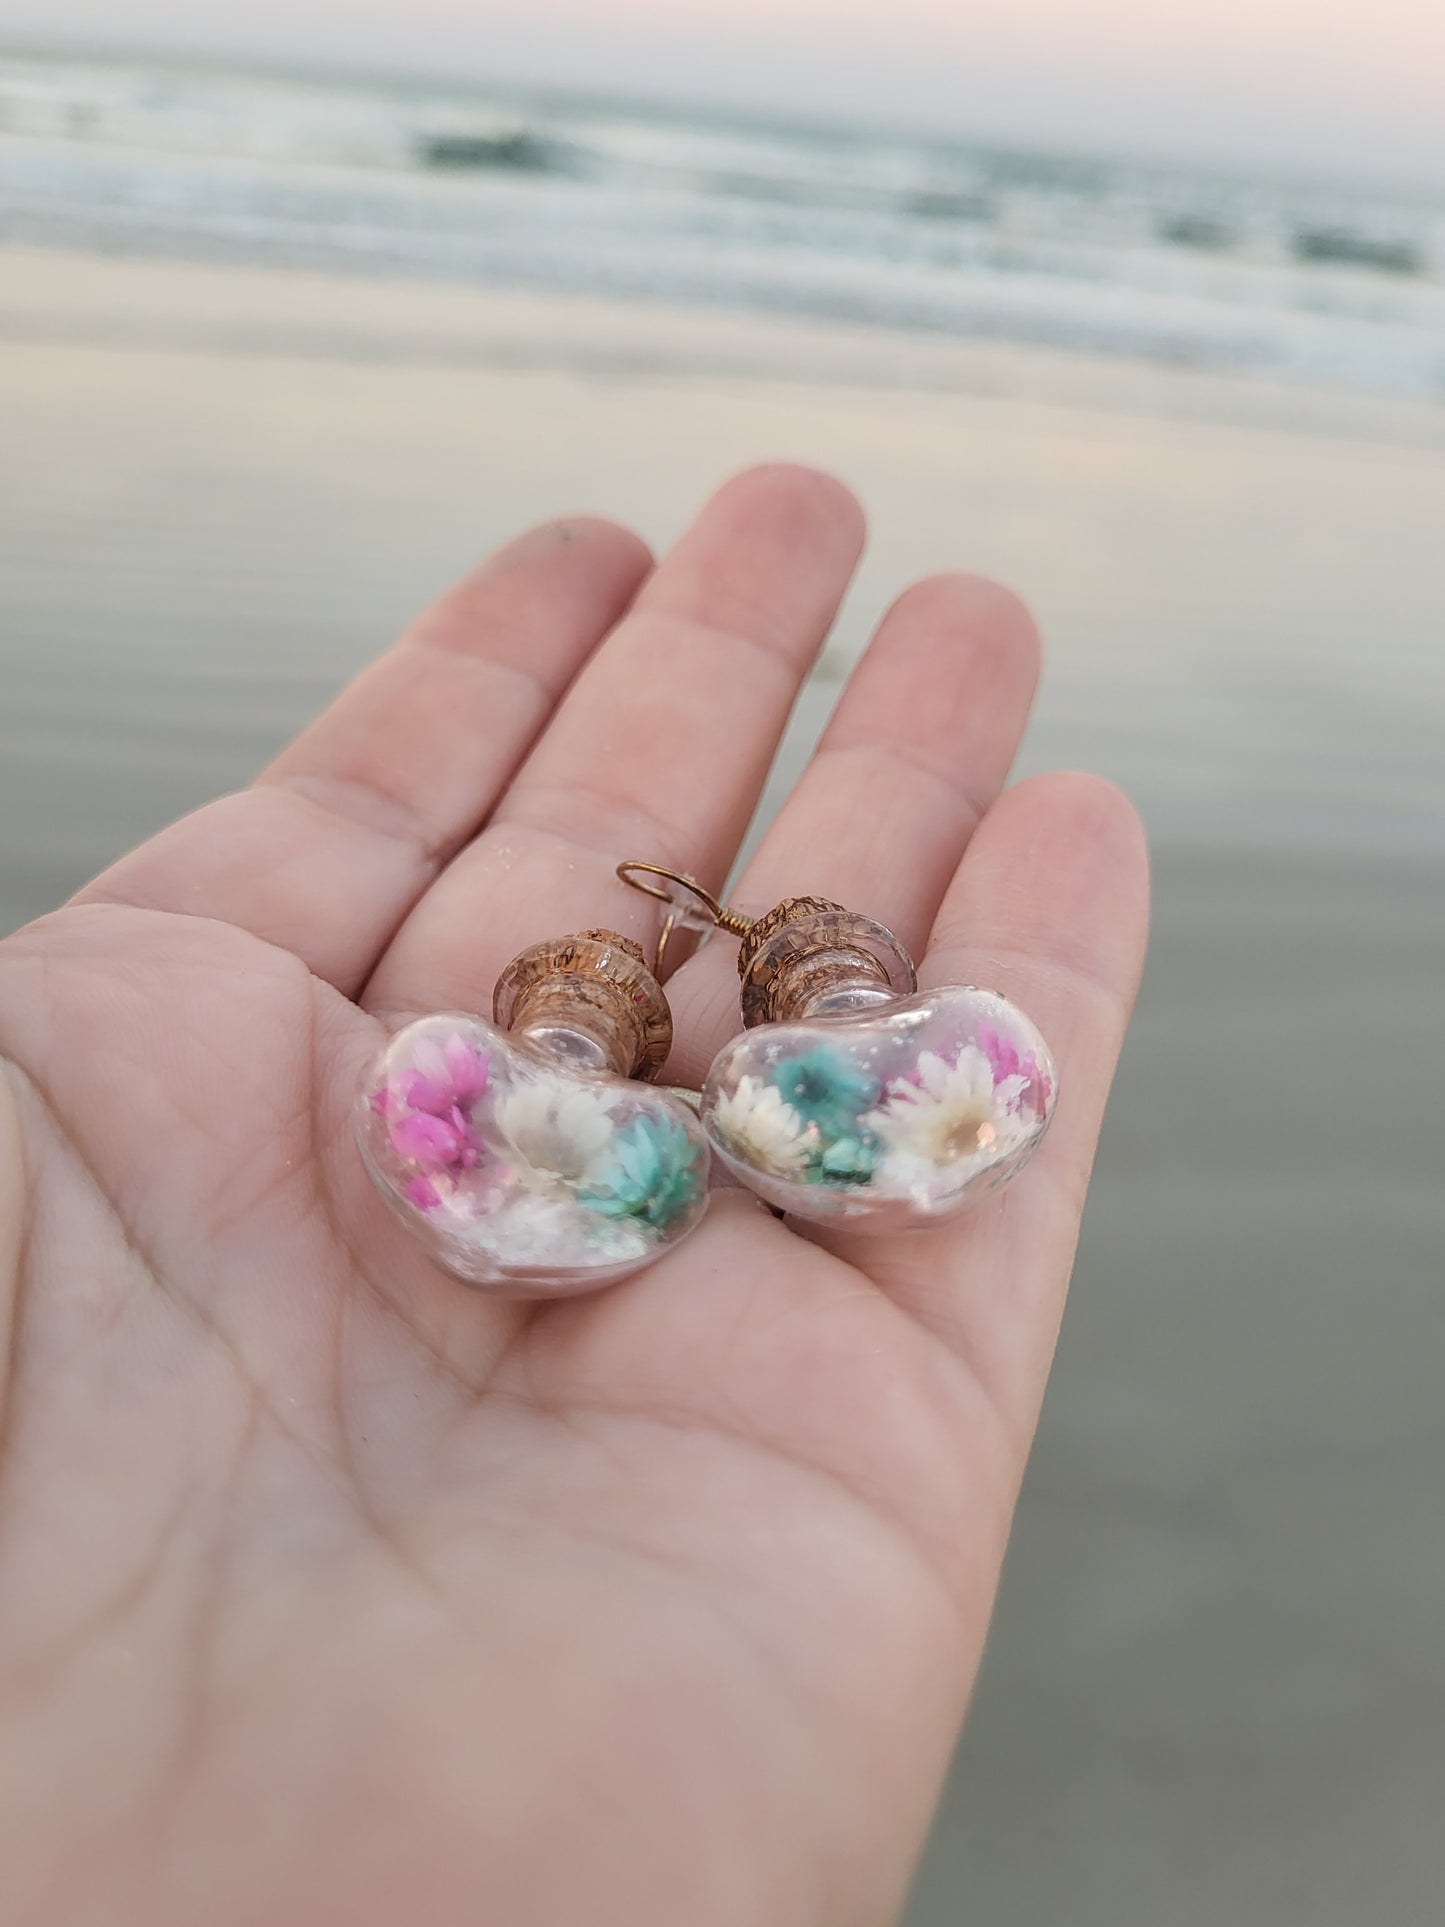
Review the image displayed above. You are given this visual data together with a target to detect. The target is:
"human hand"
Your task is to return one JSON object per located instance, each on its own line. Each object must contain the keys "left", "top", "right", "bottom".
{"left": 0, "top": 467, "right": 1147, "bottom": 1926}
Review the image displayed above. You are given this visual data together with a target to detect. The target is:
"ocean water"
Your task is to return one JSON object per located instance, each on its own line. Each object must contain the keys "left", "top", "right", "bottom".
{"left": 2, "top": 48, "right": 1444, "bottom": 400}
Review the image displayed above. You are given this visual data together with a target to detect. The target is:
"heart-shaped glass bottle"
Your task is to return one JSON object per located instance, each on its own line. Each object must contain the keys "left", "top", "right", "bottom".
{"left": 357, "top": 933, "right": 708, "bottom": 1295}
{"left": 694, "top": 897, "right": 1056, "bottom": 1231}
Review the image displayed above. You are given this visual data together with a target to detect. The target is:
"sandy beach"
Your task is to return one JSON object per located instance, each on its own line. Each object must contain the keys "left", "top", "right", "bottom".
{"left": 3, "top": 243, "right": 1443, "bottom": 1923}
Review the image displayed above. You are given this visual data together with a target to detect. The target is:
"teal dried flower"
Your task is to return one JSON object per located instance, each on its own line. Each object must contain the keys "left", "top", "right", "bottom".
{"left": 770, "top": 1046, "right": 879, "bottom": 1130}
{"left": 770, "top": 1047, "right": 881, "bottom": 1185}
{"left": 814, "top": 1132, "right": 877, "bottom": 1188}
{"left": 580, "top": 1112, "right": 701, "bottom": 1233}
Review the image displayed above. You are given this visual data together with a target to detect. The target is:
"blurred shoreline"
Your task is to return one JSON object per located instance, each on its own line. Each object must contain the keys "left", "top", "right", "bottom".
{"left": 6, "top": 241, "right": 1445, "bottom": 448}
{"left": 4, "top": 45, "right": 1445, "bottom": 401}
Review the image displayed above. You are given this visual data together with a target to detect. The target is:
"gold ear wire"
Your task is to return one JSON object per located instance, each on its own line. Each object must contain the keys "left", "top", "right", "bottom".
{"left": 615, "top": 861, "right": 756, "bottom": 977}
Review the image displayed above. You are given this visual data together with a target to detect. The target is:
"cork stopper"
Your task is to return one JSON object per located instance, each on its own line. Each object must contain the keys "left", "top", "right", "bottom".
{"left": 735, "top": 896, "right": 846, "bottom": 976}
{"left": 494, "top": 929, "right": 672, "bottom": 1079}
{"left": 737, "top": 902, "right": 917, "bottom": 1027}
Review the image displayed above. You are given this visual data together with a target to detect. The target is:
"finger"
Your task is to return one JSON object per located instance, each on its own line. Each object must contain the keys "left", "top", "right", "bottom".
{"left": 829, "top": 773, "right": 1149, "bottom": 1462}
{"left": 663, "top": 574, "right": 1041, "bottom": 1086}
{"left": 364, "top": 464, "right": 866, "bottom": 1020}
{"left": 74, "top": 518, "right": 654, "bottom": 995}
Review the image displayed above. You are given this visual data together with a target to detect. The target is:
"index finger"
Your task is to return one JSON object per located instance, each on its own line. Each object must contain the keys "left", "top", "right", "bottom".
{"left": 74, "top": 517, "right": 653, "bottom": 994}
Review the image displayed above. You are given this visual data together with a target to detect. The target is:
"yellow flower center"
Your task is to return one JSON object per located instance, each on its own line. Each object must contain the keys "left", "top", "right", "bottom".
{"left": 938, "top": 1111, "right": 994, "bottom": 1159}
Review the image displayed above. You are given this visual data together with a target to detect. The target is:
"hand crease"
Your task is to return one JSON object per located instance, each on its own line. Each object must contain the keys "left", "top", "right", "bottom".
{"left": 485, "top": 1383, "right": 973, "bottom": 1633}
{"left": 623, "top": 607, "right": 806, "bottom": 683}
{"left": 2, "top": 1057, "right": 354, "bottom": 1508}
{"left": 149, "top": 1387, "right": 263, "bottom": 1840}
{"left": 811, "top": 737, "right": 989, "bottom": 837}
{"left": 491, "top": 782, "right": 701, "bottom": 881}
{"left": 328, "top": 1287, "right": 475, "bottom": 1629}
{"left": 262, "top": 771, "right": 446, "bottom": 868}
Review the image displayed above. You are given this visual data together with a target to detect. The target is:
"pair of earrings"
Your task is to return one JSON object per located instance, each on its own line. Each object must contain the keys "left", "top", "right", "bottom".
{"left": 357, "top": 868, "right": 1057, "bottom": 1297}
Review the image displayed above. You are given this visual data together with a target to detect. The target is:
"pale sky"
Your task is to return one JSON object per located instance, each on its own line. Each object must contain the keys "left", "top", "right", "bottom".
{"left": 3, "top": 0, "right": 1444, "bottom": 188}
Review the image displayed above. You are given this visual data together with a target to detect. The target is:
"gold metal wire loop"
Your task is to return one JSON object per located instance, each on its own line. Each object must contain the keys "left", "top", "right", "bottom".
{"left": 615, "top": 860, "right": 755, "bottom": 978}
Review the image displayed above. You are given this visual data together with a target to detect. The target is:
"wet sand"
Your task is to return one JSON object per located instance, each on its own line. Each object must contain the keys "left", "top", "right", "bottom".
{"left": 3, "top": 246, "right": 1443, "bottom": 1924}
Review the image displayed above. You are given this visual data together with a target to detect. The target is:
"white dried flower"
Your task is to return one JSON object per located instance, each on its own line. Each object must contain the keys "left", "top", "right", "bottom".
{"left": 492, "top": 1075, "right": 615, "bottom": 1194}
{"left": 710, "top": 1075, "right": 811, "bottom": 1177}
{"left": 863, "top": 1046, "right": 1030, "bottom": 1174}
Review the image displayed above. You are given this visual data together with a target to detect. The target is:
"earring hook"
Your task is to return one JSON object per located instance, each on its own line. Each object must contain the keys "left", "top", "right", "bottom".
{"left": 615, "top": 861, "right": 755, "bottom": 978}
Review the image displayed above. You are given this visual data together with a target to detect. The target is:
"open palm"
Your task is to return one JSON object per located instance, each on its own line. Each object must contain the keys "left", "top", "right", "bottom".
{"left": 0, "top": 468, "right": 1147, "bottom": 1926}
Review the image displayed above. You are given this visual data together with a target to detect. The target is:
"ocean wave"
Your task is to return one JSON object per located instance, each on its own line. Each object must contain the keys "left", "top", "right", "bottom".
{"left": 1, "top": 50, "right": 1441, "bottom": 400}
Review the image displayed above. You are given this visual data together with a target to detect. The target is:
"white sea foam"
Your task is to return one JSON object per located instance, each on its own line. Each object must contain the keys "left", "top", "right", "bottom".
{"left": 1, "top": 50, "right": 1441, "bottom": 399}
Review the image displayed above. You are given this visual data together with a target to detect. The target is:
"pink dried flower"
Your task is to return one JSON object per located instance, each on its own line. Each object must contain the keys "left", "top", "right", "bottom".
{"left": 405, "top": 1034, "right": 490, "bottom": 1112}
{"left": 404, "top": 1175, "right": 442, "bottom": 1211}
{"left": 392, "top": 1068, "right": 451, "bottom": 1116}
{"left": 390, "top": 1112, "right": 467, "bottom": 1168}
{"left": 977, "top": 1022, "right": 1051, "bottom": 1117}
{"left": 977, "top": 1022, "right": 1021, "bottom": 1083}
{"left": 443, "top": 1033, "right": 491, "bottom": 1105}
{"left": 377, "top": 1029, "right": 491, "bottom": 1181}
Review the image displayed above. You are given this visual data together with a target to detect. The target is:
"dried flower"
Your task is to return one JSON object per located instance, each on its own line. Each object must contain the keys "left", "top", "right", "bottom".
{"left": 581, "top": 1111, "right": 702, "bottom": 1233}
{"left": 976, "top": 1021, "right": 1052, "bottom": 1117}
{"left": 769, "top": 1045, "right": 879, "bottom": 1127}
{"left": 864, "top": 1046, "right": 1031, "bottom": 1173}
{"left": 814, "top": 1133, "right": 876, "bottom": 1186}
{"left": 492, "top": 1075, "right": 615, "bottom": 1194}
{"left": 711, "top": 1075, "right": 812, "bottom": 1177}
{"left": 378, "top": 1030, "right": 491, "bottom": 1181}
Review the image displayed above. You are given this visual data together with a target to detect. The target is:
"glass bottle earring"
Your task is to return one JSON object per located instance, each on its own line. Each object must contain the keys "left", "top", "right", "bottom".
{"left": 356, "top": 930, "right": 709, "bottom": 1295}
{"left": 619, "top": 865, "right": 1056, "bottom": 1233}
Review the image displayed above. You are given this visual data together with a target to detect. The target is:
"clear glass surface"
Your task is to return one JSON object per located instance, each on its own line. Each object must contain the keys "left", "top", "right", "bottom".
{"left": 703, "top": 985, "right": 1056, "bottom": 1231}
{"left": 358, "top": 1014, "right": 709, "bottom": 1295}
